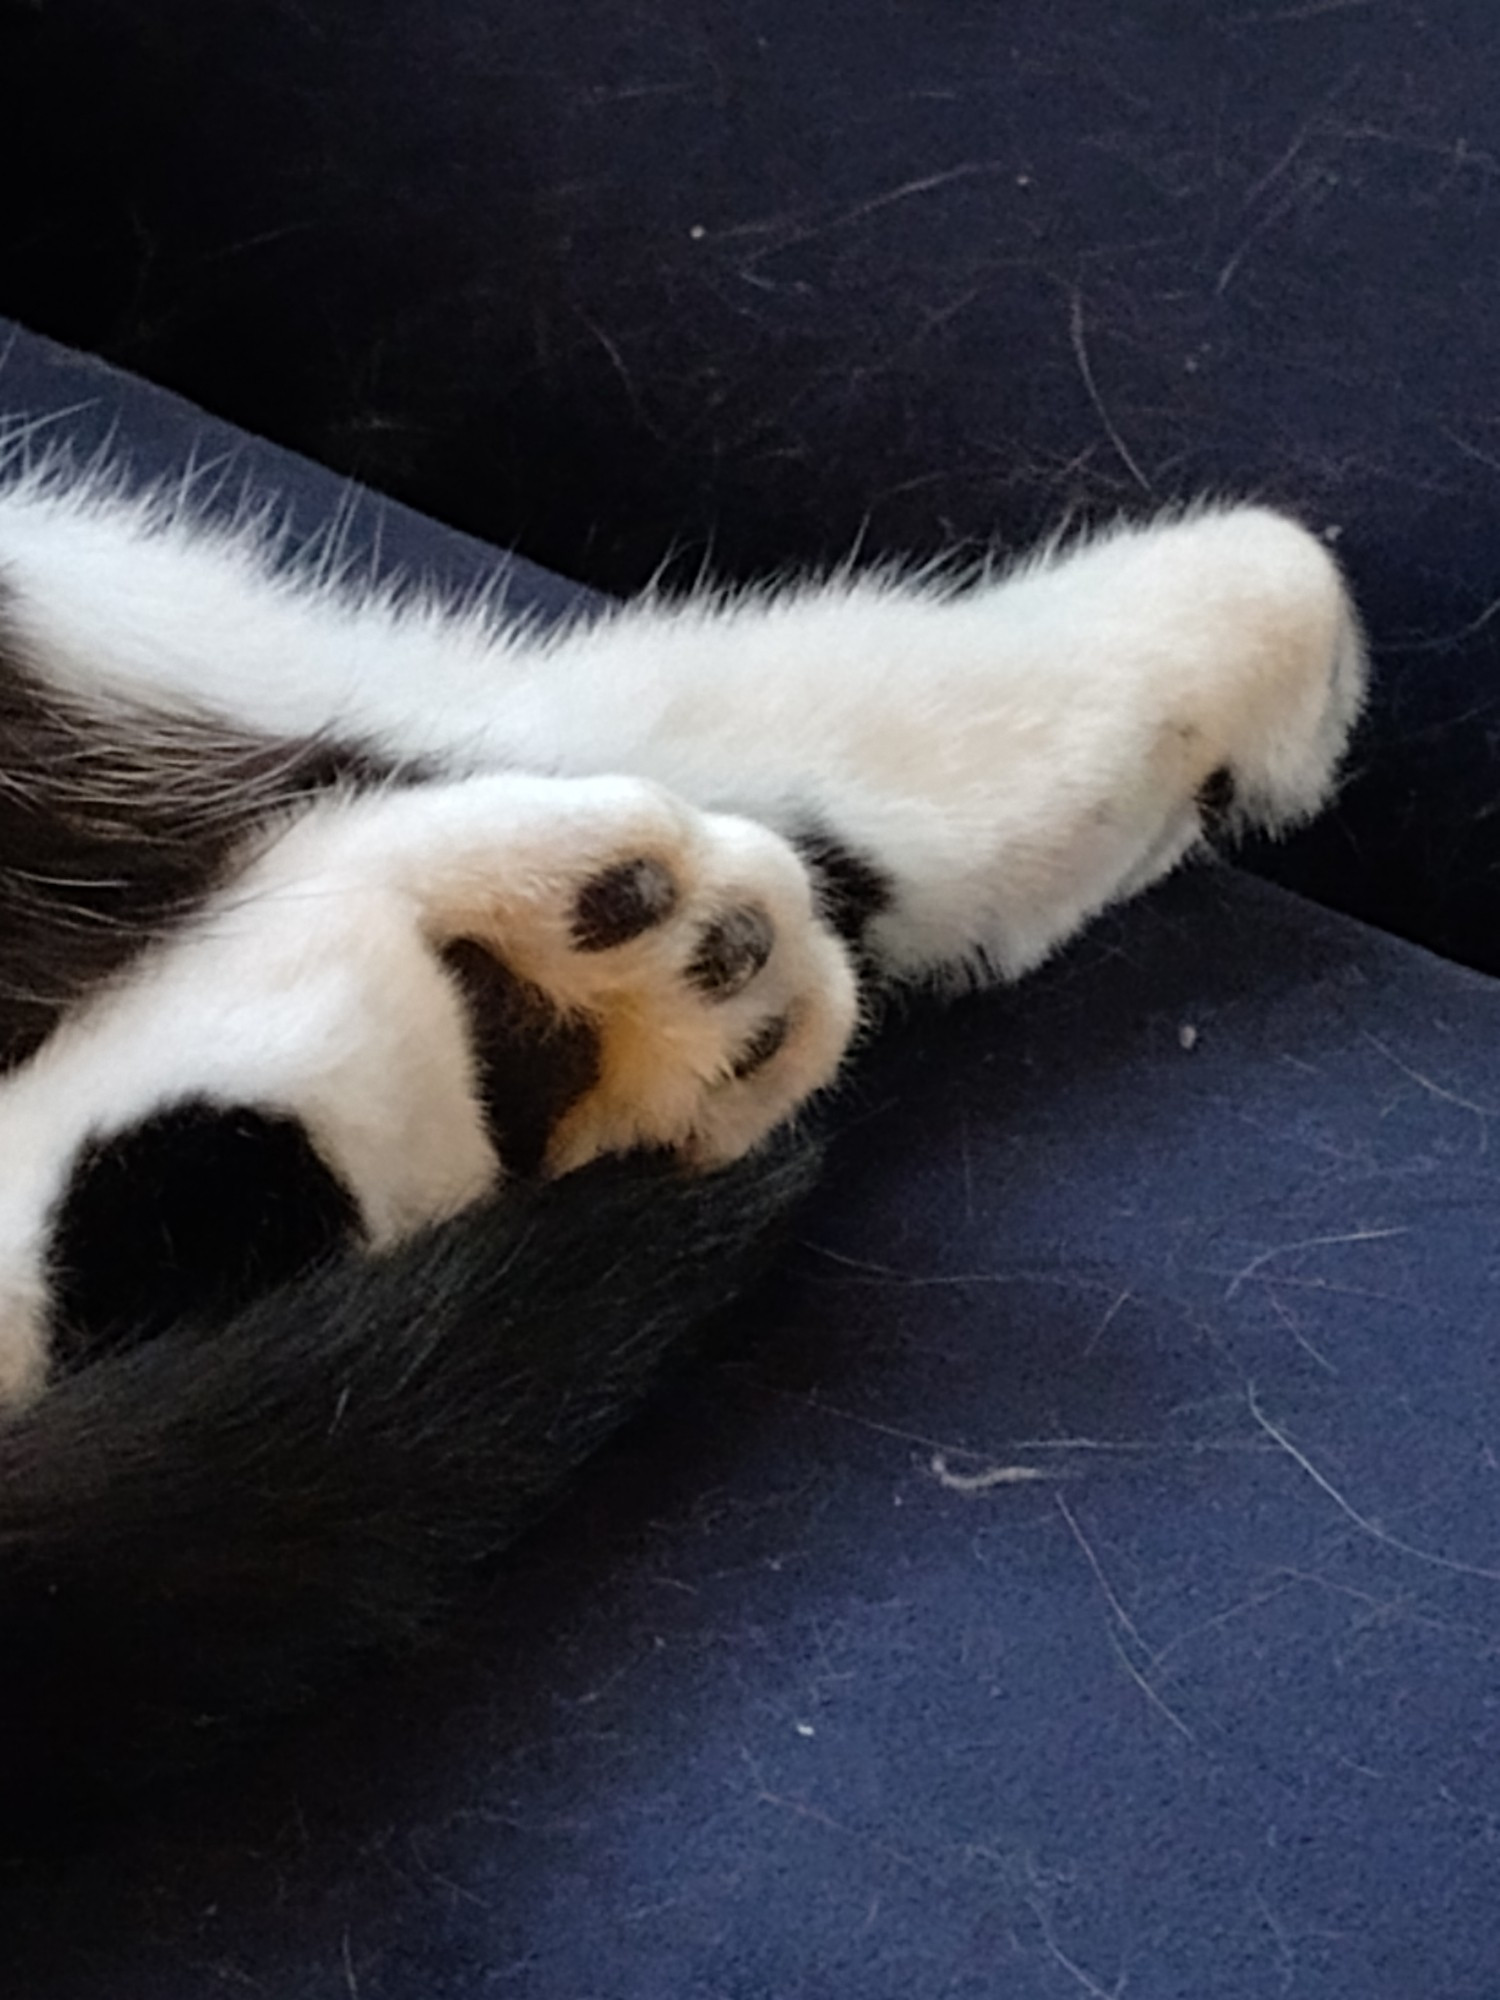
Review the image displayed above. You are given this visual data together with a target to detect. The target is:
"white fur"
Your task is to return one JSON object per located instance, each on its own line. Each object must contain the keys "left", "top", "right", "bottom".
{"left": 0, "top": 449, "right": 1368, "bottom": 1400}
{"left": 0, "top": 468, "right": 1363, "bottom": 981}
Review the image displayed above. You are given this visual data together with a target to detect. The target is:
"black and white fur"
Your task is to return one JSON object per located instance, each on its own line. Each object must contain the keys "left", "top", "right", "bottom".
{"left": 0, "top": 456, "right": 1366, "bottom": 1823}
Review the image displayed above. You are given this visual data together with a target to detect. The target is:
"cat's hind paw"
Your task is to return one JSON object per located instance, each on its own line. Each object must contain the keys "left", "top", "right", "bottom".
{"left": 400, "top": 775, "right": 861, "bottom": 1175}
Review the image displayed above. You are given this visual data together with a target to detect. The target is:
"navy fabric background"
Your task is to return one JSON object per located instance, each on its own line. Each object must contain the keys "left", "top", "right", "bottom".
{"left": 6, "top": 1, "right": 1500, "bottom": 971}
{"left": 3, "top": 324, "right": 1500, "bottom": 1996}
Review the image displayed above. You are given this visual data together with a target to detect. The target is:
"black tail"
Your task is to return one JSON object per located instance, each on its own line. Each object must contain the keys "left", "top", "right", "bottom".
{"left": 0, "top": 1137, "right": 819, "bottom": 1840}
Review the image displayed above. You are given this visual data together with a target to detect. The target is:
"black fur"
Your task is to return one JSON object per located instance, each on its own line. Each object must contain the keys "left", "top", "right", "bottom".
{"left": 49, "top": 1101, "right": 363, "bottom": 1361}
{"left": 792, "top": 822, "right": 894, "bottom": 947}
{"left": 0, "top": 1135, "right": 820, "bottom": 1843}
{"left": 0, "top": 593, "right": 401, "bottom": 1070}
{"left": 441, "top": 937, "right": 603, "bottom": 1175}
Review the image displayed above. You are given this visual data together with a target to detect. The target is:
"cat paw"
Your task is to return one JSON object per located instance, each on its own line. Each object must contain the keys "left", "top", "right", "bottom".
{"left": 416, "top": 776, "right": 861, "bottom": 1174}
{"left": 1150, "top": 505, "right": 1366, "bottom": 843}
{"left": 872, "top": 503, "right": 1368, "bottom": 980}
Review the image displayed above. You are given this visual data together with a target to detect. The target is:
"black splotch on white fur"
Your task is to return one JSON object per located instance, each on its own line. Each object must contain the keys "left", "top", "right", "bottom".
{"left": 790, "top": 822, "right": 894, "bottom": 948}
{"left": 0, "top": 590, "right": 404, "bottom": 1071}
{"left": 441, "top": 937, "right": 603, "bottom": 1175}
{"left": 48, "top": 1101, "right": 362, "bottom": 1362}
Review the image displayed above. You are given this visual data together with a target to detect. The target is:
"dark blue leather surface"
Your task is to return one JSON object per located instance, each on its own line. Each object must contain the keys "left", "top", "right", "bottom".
{"left": 3, "top": 329, "right": 1500, "bottom": 1998}
{"left": 7, "top": 1, "right": 1500, "bottom": 970}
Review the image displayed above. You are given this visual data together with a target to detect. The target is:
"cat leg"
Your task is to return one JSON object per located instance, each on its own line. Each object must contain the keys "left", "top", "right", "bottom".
{"left": 0, "top": 471, "right": 1362, "bottom": 985}
{"left": 514, "top": 506, "right": 1367, "bottom": 985}
{"left": 0, "top": 771, "right": 855, "bottom": 1403}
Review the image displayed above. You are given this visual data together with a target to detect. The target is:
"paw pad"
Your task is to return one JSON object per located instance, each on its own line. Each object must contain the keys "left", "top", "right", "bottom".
{"left": 571, "top": 857, "right": 679, "bottom": 951}
{"left": 688, "top": 903, "right": 775, "bottom": 999}
{"left": 1195, "top": 765, "right": 1237, "bottom": 838}
{"left": 730, "top": 1010, "right": 791, "bottom": 1080}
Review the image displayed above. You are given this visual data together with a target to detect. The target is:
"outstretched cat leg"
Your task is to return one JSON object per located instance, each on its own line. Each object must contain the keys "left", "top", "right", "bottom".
{"left": 0, "top": 482, "right": 1364, "bottom": 996}
{"left": 514, "top": 507, "right": 1366, "bottom": 985}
